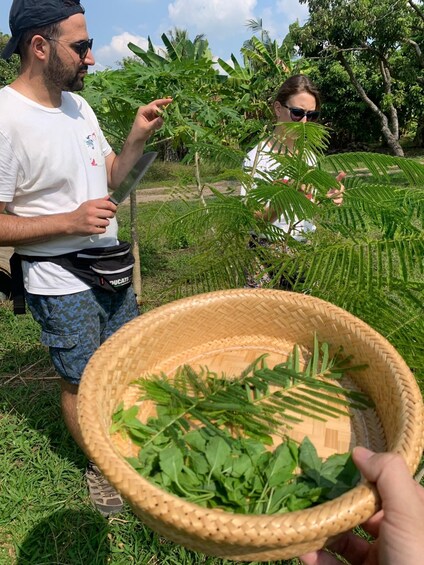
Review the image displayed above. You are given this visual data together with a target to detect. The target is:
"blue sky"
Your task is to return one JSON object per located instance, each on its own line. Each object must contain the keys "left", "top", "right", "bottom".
{"left": 0, "top": 0, "right": 309, "bottom": 70}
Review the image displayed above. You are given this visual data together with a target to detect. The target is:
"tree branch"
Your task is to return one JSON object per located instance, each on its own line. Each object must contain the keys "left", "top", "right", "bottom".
{"left": 378, "top": 57, "right": 399, "bottom": 140}
{"left": 337, "top": 51, "right": 403, "bottom": 156}
{"left": 408, "top": 0, "right": 424, "bottom": 23}
{"left": 406, "top": 38, "right": 424, "bottom": 68}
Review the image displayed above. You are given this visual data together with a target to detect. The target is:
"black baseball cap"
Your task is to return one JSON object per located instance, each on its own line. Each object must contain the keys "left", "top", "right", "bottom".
{"left": 2, "top": 0, "right": 85, "bottom": 60}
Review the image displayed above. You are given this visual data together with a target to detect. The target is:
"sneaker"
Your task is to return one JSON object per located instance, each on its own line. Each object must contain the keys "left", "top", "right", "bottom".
{"left": 85, "top": 461, "right": 124, "bottom": 517}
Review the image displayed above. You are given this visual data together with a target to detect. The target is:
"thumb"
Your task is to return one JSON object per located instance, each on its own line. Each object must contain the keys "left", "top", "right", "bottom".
{"left": 149, "top": 116, "right": 164, "bottom": 131}
{"left": 352, "top": 447, "right": 417, "bottom": 513}
{"left": 336, "top": 171, "right": 346, "bottom": 182}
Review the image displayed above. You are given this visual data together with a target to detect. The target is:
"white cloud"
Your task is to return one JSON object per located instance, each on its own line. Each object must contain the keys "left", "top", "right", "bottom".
{"left": 276, "top": 0, "right": 309, "bottom": 24}
{"left": 168, "top": 0, "right": 257, "bottom": 39}
{"left": 258, "top": 7, "right": 279, "bottom": 40}
{"left": 94, "top": 32, "right": 151, "bottom": 68}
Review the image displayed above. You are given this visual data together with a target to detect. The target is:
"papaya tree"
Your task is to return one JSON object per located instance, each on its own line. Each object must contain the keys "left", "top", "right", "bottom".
{"left": 82, "top": 31, "right": 259, "bottom": 300}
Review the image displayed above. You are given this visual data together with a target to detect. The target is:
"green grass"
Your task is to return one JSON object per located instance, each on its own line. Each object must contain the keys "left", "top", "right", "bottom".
{"left": 140, "top": 159, "right": 237, "bottom": 189}
{"left": 0, "top": 304, "right": 51, "bottom": 378}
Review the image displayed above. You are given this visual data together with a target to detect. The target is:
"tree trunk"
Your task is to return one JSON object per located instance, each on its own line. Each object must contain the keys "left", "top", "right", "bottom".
{"left": 130, "top": 189, "right": 142, "bottom": 305}
{"left": 338, "top": 52, "right": 404, "bottom": 156}
{"left": 194, "top": 131, "right": 207, "bottom": 207}
{"left": 378, "top": 56, "right": 399, "bottom": 141}
{"left": 414, "top": 117, "right": 424, "bottom": 146}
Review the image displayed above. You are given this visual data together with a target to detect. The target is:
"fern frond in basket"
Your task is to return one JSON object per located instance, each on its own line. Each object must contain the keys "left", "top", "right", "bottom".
{"left": 111, "top": 338, "right": 372, "bottom": 447}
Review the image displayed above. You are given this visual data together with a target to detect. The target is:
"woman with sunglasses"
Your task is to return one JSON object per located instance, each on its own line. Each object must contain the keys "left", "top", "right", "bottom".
{"left": 241, "top": 74, "right": 345, "bottom": 287}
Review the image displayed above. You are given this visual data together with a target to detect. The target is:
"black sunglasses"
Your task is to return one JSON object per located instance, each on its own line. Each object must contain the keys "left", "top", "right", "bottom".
{"left": 43, "top": 37, "right": 93, "bottom": 60}
{"left": 283, "top": 104, "right": 320, "bottom": 122}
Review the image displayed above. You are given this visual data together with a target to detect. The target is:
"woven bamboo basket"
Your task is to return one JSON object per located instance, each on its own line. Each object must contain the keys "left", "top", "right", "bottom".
{"left": 78, "top": 289, "right": 424, "bottom": 562}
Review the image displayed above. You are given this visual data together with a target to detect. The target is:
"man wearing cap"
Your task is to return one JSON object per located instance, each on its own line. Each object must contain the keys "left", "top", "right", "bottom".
{"left": 0, "top": 0, "right": 172, "bottom": 516}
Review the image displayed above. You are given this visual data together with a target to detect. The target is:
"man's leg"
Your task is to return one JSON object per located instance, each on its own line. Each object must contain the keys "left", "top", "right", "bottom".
{"left": 61, "top": 381, "right": 84, "bottom": 450}
{"left": 25, "top": 290, "right": 134, "bottom": 517}
{"left": 84, "top": 287, "right": 140, "bottom": 515}
{"left": 60, "top": 380, "right": 125, "bottom": 516}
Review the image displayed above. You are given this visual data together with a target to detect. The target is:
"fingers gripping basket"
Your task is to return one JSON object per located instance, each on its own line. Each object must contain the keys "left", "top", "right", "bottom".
{"left": 78, "top": 289, "right": 424, "bottom": 562}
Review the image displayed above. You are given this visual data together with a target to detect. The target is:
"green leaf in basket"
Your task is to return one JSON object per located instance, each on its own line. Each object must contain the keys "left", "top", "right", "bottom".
{"left": 266, "top": 442, "right": 298, "bottom": 488}
{"left": 184, "top": 429, "right": 207, "bottom": 452}
{"left": 241, "top": 437, "right": 267, "bottom": 463}
{"left": 250, "top": 472, "right": 267, "bottom": 495}
{"left": 224, "top": 480, "right": 249, "bottom": 508}
{"left": 110, "top": 401, "right": 125, "bottom": 433}
{"left": 189, "top": 451, "right": 210, "bottom": 476}
{"left": 298, "top": 437, "right": 322, "bottom": 483}
{"left": 159, "top": 445, "right": 184, "bottom": 482}
{"left": 205, "top": 436, "right": 232, "bottom": 474}
{"left": 138, "top": 444, "right": 160, "bottom": 476}
{"left": 285, "top": 484, "right": 324, "bottom": 512}
{"left": 180, "top": 466, "right": 204, "bottom": 489}
{"left": 320, "top": 452, "right": 354, "bottom": 481}
{"left": 151, "top": 432, "right": 173, "bottom": 447}
{"left": 110, "top": 404, "right": 139, "bottom": 434}
{"left": 264, "top": 483, "right": 296, "bottom": 514}
{"left": 335, "top": 454, "right": 360, "bottom": 487}
{"left": 286, "top": 437, "right": 299, "bottom": 465}
{"left": 158, "top": 471, "right": 172, "bottom": 488}
{"left": 229, "top": 453, "right": 252, "bottom": 478}
{"left": 254, "top": 449, "right": 273, "bottom": 473}
{"left": 127, "top": 427, "right": 152, "bottom": 447}
{"left": 322, "top": 454, "right": 361, "bottom": 498}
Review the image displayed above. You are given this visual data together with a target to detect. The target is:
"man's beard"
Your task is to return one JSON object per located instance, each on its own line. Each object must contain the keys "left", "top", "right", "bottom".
{"left": 43, "top": 46, "right": 87, "bottom": 92}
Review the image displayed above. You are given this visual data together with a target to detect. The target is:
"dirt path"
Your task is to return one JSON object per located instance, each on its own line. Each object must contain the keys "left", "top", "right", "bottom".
{"left": 0, "top": 247, "right": 13, "bottom": 298}
{"left": 0, "top": 247, "right": 13, "bottom": 271}
{"left": 134, "top": 180, "right": 239, "bottom": 203}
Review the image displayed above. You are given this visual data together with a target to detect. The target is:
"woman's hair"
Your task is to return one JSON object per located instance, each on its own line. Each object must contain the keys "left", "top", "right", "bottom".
{"left": 274, "top": 74, "right": 321, "bottom": 111}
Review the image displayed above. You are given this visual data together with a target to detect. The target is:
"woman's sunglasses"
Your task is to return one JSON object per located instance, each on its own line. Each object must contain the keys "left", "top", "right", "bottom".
{"left": 283, "top": 104, "right": 320, "bottom": 122}
{"left": 43, "top": 37, "right": 94, "bottom": 60}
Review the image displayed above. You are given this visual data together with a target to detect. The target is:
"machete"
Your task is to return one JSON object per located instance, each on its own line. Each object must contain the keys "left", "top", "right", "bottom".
{"left": 109, "top": 151, "right": 158, "bottom": 205}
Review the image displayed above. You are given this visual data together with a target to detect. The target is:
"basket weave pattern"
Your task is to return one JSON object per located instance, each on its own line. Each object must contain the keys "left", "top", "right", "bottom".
{"left": 78, "top": 289, "right": 424, "bottom": 561}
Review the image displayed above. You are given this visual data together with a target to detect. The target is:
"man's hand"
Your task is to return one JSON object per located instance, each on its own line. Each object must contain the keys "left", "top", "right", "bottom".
{"left": 299, "top": 447, "right": 424, "bottom": 565}
{"left": 130, "top": 98, "right": 173, "bottom": 144}
{"left": 0, "top": 197, "right": 117, "bottom": 245}
{"left": 66, "top": 197, "right": 117, "bottom": 235}
{"left": 107, "top": 98, "right": 173, "bottom": 189}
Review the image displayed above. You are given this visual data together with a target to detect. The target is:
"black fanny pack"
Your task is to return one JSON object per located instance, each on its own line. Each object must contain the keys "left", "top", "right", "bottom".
{"left": 10, "top": 241, "right": 134, "bottom": 314}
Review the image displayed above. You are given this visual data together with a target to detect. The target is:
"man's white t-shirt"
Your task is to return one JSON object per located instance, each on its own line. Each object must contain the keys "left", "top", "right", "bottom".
{"left": 241, "top": 142, "right": 316, "bottom": 241}
{"left": 0, "top": 86, "right": 118, "bottom": 295}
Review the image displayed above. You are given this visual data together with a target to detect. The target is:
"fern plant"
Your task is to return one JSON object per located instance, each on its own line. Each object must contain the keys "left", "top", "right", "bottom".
{"left": 157, "top": 122, "right": 424, "bottom": 382}
{"left": 111, "top": 338, "right": 372, "bottom": 448}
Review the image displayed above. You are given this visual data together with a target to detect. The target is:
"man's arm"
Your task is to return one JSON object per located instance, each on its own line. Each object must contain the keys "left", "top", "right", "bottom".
{"left": 0, "top": 198, "right": 117, "bottom": 247}
{"left": 105, "top": 98, "right": 172, "bottom": 189}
